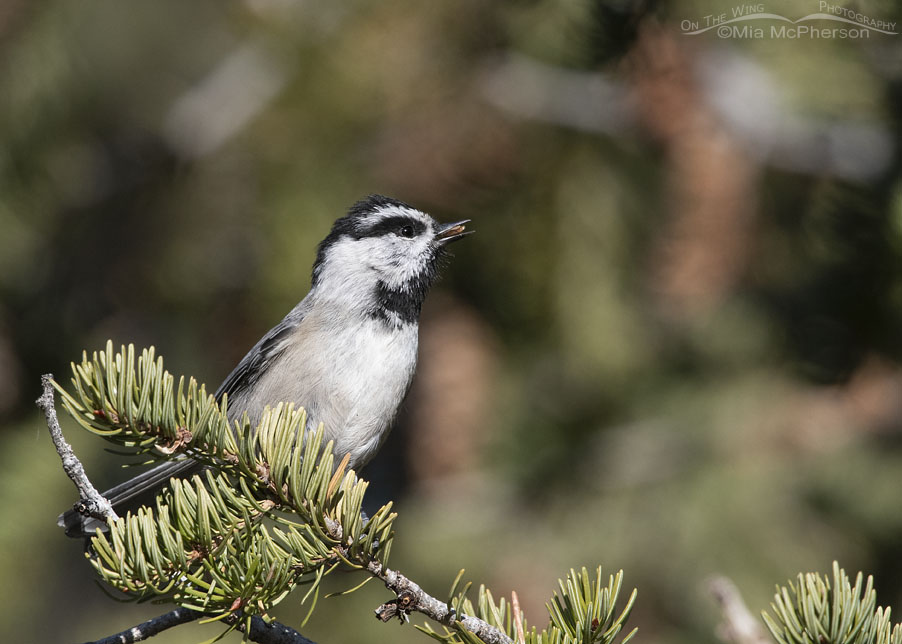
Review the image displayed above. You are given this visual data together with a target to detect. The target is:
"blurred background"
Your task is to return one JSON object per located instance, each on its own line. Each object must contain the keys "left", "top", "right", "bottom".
{"left": 2, "top": 0, "right": 902, "bottom": 642}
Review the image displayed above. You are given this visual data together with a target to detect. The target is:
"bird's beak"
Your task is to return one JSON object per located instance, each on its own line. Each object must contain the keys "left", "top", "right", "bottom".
{"left": 435, "top": 220, "right": 473, "bottom": 245}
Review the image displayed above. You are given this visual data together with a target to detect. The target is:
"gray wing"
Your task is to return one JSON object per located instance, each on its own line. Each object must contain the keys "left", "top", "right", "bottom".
{"left": 215, "top": 302, "right": 307, "bottom": 406}
{"left": 60, "top": 301, "right": 308, "bottom": 537}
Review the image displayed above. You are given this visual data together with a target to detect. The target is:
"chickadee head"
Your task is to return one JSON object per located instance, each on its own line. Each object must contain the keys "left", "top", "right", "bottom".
{"left": 311, "top": 195, "right": 471, "bottom": 326}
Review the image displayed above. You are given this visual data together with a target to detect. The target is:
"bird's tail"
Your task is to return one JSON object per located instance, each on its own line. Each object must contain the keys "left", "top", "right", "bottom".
{"left": 58, "top": 457, "right": 202, "bottom": 538}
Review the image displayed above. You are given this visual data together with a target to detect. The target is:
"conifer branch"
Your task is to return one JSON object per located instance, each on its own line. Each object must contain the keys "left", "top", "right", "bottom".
{"left": 48, "top": 342, "right": 639, "bottom": 644}
{"left": 38, "top": 373, "right": 118, "bottom": 525}
{"left": 369, "top": 560, "right": 513, "bottom": 644}
{"left": 762, "top": 562, "right": 902, "bottom": 644}
{"left": 408, "top": 565, "right": 637, "bottom": 644}
{"left": 84, "top": 607, "right": 200, "bottom": 644}
{"left": 238, "top": 616, "right": 318, "bottom": 644}
{"left": 81, "top": 607, "right": 318, "bottom": 644}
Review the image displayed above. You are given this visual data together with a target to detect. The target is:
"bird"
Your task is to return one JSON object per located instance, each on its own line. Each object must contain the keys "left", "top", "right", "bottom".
{"left": 61, "top": 194, "right": 472, "bottom": 536}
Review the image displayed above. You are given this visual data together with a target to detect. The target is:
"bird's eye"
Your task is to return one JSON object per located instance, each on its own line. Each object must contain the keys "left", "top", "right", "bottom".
{"left": 399, "top": 225, "right": 415, "bottom": 238}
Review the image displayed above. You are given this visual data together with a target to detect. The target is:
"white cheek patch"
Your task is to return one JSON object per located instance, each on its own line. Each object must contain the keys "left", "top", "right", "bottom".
{"left": 330, "top": 232, "right": 435, "bottom": 292}
{"left": 383, "top": 237, "right": 434, "bottom": 291}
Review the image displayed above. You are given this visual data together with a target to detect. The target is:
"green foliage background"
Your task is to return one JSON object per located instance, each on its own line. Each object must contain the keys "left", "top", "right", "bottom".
{"left": 2, "top": 0, "right": 902, "bottom": 642}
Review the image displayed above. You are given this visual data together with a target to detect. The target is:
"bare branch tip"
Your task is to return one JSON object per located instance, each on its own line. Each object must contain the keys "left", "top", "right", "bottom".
{"left": 39, "top": 373, "right": 119, "bottom": 524}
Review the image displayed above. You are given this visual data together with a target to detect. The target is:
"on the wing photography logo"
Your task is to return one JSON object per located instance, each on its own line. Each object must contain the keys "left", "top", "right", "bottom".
{"left": 681, "top": 2, "right": 898, "bottom": 39}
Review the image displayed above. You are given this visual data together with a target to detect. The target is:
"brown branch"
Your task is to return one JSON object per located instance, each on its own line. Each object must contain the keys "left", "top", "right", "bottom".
{"left": 708, "top": 575, "right": 770, "bottom": 644}
{"left": 37, "top": 373, "right": 118, "bottom": 524}
{"left": 511, "top": 591, "right": 525, "bottom": 644}
{"left": 369, "top": 560, "right": 513, "bottom": 644}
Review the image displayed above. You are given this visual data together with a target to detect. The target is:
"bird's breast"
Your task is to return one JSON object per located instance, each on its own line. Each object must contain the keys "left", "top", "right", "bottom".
{"left": 243, "top": 315, "right": 419, "bottom": 468}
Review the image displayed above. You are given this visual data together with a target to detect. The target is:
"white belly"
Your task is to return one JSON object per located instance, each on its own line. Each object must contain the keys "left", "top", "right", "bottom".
{"left": 233, "top": 316, "right": 419, "bottom": 469}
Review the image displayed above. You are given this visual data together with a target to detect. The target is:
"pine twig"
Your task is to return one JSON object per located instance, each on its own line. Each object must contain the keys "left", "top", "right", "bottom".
{"left": 369, "top": 560, "right": 514, "bottom": 644}
{"left": 83, "top": 608, "right": 200, "bottom": 644}
{"left": 240, "top": 617, "right": 319, "bottom": 644}
{"left": 37, "top": 373, "right": 118, "bottom": 524}
{"left": 80, "top": 608, "right": 318, "bottom": 644}
{"left": 708, "top": 576, "right": 770, "bottom": 644}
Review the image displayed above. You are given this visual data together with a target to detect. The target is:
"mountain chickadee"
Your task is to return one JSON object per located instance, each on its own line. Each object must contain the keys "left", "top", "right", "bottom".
{"left": 61, "top": 194, "right": 471, "bottom": 536}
